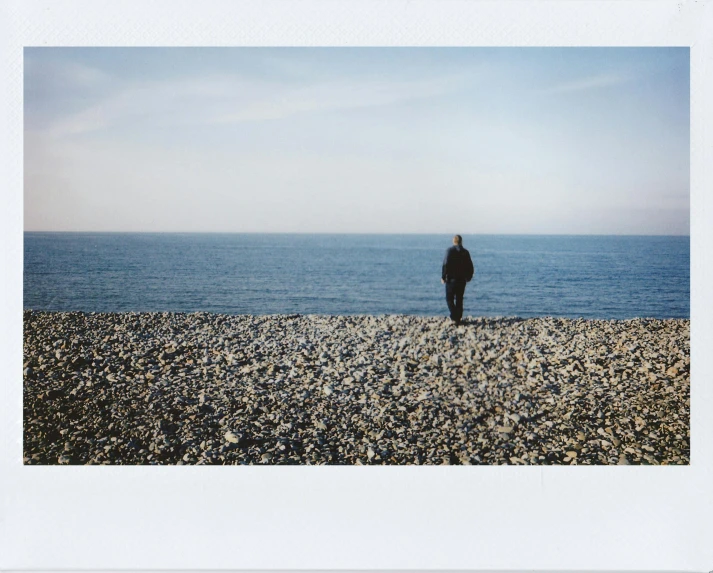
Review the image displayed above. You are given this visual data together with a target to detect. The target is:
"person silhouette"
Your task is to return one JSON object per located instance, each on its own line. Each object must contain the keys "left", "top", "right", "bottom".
{"left": 441, "top": 235, "right": 474, "bottom": 325}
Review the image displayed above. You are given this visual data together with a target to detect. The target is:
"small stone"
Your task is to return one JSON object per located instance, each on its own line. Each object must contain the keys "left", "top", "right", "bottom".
{"left": 566, "top": 451, "right": 578, "bottom": 458}
{"left": 224, "top": 431, "right": 240, "bottom": 444}
{"left": 261, "top": 453, "right": 272, "bottom": 463}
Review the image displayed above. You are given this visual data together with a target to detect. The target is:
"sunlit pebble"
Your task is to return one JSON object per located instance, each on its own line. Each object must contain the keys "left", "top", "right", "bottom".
{"left": 22, "top": 311, "right": 689, "bottom": 465}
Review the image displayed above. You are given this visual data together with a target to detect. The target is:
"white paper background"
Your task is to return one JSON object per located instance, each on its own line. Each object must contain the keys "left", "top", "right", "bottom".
{"left": 1, "top": 0, "right": 712, "bottom": 570}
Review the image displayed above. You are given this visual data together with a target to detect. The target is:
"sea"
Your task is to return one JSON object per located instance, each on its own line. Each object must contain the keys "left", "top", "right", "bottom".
{"left": 23, "top": 233, "right": 690, "bottom": 319}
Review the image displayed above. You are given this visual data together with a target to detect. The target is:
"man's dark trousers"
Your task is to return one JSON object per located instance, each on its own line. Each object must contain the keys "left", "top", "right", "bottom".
{"left": 445, "top": 278, "right": 467, "bottom": 322}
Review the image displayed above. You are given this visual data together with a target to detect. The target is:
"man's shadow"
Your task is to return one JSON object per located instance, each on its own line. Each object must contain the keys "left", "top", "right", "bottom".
{"left": 457, "top": 317, "right": 526, "bottom": 327}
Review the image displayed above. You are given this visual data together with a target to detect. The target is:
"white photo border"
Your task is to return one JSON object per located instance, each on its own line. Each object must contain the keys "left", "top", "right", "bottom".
{"left": 1, "top": 0, "right": 711, "bottom": 570}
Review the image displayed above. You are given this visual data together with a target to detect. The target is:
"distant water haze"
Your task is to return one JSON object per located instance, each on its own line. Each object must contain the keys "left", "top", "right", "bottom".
{"left": 24, "top": 233, "right": 690, "bottom": 319}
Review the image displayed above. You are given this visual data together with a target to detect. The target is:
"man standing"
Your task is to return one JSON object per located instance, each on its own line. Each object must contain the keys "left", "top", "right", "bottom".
{"left": 441, "top": 235, "right": 474, "bottom": 325}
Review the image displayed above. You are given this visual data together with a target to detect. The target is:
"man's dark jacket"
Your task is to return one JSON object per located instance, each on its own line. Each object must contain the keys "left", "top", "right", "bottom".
{"left": 442, "top": 245, "right": 474, "bottom": 282}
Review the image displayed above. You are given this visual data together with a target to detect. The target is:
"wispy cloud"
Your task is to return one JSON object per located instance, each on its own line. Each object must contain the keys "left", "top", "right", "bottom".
{"left": 42, "top": 77, "right": 239, "bottom": 138}
{"left": 210, "top": 75, "right": 462, "bottom": 124}
{"left": 541, "top": 73, "right": 629, "bottom": 94}
{"left": 38, "top": 72, "right": 467, "bottom": 139}
{"left": 24, "top": 57, "right": 114, "bottom": 105}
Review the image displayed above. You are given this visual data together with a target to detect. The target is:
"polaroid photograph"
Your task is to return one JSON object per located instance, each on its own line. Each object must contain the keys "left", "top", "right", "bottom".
{"left": 22, "top": 46, "right": 690, "bottom": 468}
{"left": 2, "top": 0, "right": 712, "bottom": 571}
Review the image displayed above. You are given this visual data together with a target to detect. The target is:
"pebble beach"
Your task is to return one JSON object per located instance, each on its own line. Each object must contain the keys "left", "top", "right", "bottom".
{"left": 23, "top": 311, "right": 690, "bottom": 465}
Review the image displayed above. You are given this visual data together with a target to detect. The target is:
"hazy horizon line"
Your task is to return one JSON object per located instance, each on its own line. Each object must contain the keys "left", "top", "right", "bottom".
{"left": 22, "top": 230, "right": 691, "bottom": 237}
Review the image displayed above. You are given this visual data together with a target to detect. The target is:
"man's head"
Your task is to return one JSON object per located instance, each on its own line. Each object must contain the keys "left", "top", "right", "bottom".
{"left": 453, "top": 234, "right": 463, "bottom": 246}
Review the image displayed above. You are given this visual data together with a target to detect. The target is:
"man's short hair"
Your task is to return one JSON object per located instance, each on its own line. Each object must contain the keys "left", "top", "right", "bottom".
{"left": 453, "top": 234, "right": 463, "bottom": 245}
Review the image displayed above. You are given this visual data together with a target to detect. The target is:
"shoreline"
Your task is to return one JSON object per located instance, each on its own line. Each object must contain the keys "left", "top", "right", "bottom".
{"left": 22, "top": 309, "right": 690, "bottom": 320}
{"left": 23, "top": 311, "right": 690, "bottom": 465}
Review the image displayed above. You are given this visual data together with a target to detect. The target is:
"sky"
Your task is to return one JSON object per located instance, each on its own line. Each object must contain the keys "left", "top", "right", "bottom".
{"left": 24, "top": 47, "right": 690, "bottom": 234}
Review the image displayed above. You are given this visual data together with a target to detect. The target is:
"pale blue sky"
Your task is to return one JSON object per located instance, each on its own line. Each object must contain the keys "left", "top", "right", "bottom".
{"left": 24, "top": 47, "right": 689, "bottom": 234}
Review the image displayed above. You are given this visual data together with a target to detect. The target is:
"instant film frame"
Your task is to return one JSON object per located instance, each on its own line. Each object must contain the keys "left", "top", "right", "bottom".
{"left": 2, "top": 0, "right": 712, "bottom": 570}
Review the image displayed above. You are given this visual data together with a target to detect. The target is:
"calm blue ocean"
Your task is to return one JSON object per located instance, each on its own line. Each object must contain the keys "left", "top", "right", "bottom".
{"left": 23, "top": 233, "right": 690, "bottom": 319}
